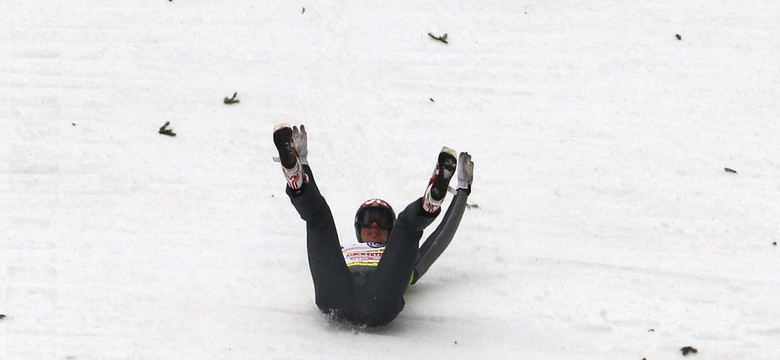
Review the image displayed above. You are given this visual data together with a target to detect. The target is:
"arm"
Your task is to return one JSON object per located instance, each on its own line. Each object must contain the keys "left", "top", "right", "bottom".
{"left": 411, "top": 188, "right": 469, "bottom": 284}
{"left": 411, "top": 151, "right": 474, "bottom": 284}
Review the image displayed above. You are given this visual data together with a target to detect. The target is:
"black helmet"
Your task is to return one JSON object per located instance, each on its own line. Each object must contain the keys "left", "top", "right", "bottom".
{"left": 354, "top": 198, "right": 396, "bottom": 243}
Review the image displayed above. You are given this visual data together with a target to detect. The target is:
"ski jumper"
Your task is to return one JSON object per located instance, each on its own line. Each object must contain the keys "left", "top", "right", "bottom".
{"left": 287, "top": 165, "right": 467, "bottom": 327}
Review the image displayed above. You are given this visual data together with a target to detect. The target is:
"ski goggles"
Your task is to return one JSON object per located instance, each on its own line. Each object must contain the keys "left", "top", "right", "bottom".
{"left": 357, "top": 207, "right": 395, "bottom": 230}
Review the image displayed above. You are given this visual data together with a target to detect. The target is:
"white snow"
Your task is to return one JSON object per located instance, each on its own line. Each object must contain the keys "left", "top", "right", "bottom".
{"left": 2, "top": 1, "right": 779, "bottom": 359}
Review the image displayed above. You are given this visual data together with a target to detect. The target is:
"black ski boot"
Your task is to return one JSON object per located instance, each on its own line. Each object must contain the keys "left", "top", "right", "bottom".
{"left": 273, "top": 123, "right": 305, "bottom": 189}
{"left": 422, "top": 147, "right": 458, "bottom": 213}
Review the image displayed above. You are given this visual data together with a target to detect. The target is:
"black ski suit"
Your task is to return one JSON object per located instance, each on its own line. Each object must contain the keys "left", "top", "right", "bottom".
{"left": 286, "top": 165, "right": 468, "bottom": 327}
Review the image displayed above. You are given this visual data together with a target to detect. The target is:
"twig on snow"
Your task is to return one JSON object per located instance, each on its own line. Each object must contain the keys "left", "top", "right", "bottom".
{"left": 159, "top": 121, "right": 176, "bottom": 137}
{"left": 224, "top": 92, "right": 240, "bottom": 104}
{"left": 428, "top": 32, "right": 448, "bottom": 44}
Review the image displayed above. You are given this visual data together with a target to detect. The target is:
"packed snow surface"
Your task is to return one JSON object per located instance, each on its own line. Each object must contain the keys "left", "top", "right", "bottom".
{"left": 2, "top": 1, "right": 779, "bottom": 359}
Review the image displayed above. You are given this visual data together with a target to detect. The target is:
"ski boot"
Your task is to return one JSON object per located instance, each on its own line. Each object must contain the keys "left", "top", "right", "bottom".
{"left": 273, "top": 123, "right": 306, "bottom": 190}
{"left": 421, "top": 147, "right": 458, "bottom": 213}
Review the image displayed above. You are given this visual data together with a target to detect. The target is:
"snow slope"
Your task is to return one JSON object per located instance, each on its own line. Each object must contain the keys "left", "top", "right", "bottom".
{"left": 2, "top": 1, "right": 779, "bottom": 359}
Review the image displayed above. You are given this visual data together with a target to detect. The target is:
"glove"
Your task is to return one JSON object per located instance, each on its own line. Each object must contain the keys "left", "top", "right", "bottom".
{"left": 292, "top": 124, "right": 308, "bottom": 165}
{"left": 457, "top": 151, "right": 473, "bottom": 194}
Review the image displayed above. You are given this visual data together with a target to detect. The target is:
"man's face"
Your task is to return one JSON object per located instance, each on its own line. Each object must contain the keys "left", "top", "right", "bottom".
{"left": 360, "top": 222, "right": 389, "bottom": 244}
